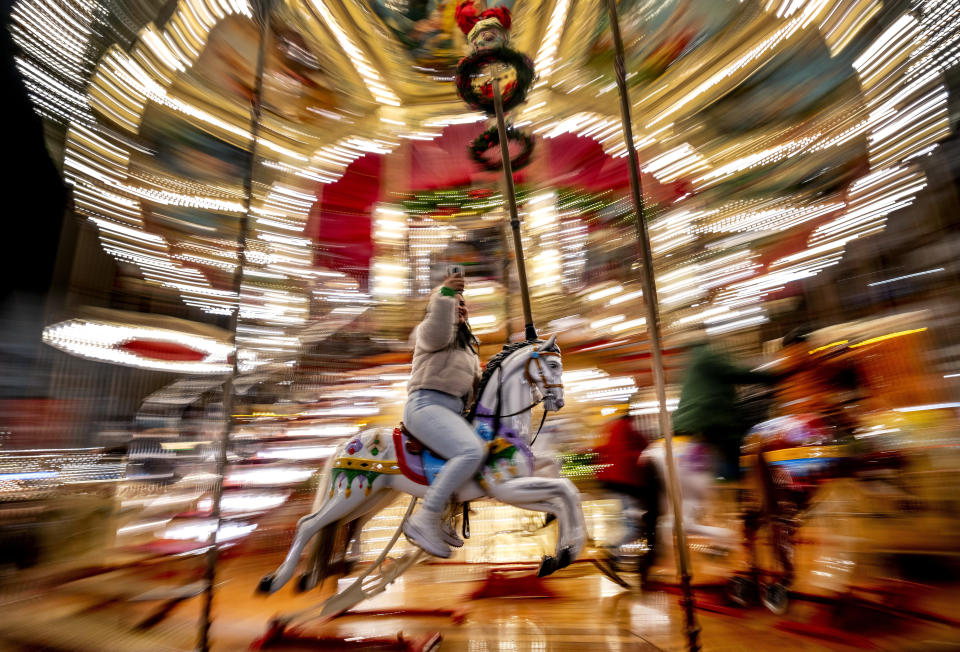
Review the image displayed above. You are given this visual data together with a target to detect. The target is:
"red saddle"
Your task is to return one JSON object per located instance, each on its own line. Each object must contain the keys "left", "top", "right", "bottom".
{"left": 392, "top": 423, "right": 435, "bottom": 486}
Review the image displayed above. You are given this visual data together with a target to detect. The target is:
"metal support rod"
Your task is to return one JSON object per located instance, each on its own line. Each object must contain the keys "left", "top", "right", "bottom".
{"left": 603, "top": 0, "right": 700, "bottom": 649}
{"left": 492, "top": 77, "right": 537, "bottom": 341}
{"left": 197, "top": 0, "right": 272, "bottom": 648}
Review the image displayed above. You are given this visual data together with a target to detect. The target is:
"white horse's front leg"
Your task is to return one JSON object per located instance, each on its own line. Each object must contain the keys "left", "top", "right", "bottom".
{"left": 511, "top": 496, "right": 571, "bottom": 557}
{"left": 488, "top": 476, "right": 584, "bottom": 576}
{"left": 553, "top": 476, "right": 587, "bottom": 554}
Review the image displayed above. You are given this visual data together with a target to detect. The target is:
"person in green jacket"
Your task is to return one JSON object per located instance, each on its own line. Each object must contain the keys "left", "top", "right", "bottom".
{"left": 672, "top": 337, "right": 776, "bottom": 480}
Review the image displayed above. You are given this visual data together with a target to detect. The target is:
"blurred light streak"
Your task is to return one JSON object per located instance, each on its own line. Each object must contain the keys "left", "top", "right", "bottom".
{"left": 849, "top": 327, "right": 928, "bottom": 348}
{"left": 586, "top": 285, "right": 623, "bottom": 302}
{"left": 610, "top": 318, "right": 647, "bottom": 333}
{"left": 893, "top": 403, "right": 960, "bottom": 412}
{"left": 164, "top": 521, "right": 258, "bottom": 542}
{"left": 531, "top": 0, "right": 572, "bottom": 89}
{"left": 868, "top": 268, "right": 945, "bottom": 286}
{"left": 819, "top": 0, "right": 881, "bottom": 56}
{"left": 307, "top": 0, "right": 399, "bottom": 105}
{"left": 648, "top": 0, "right": 831, "bottom": 127}
{"left": 197, "top": 492, "right": 289, "bottom": 511}
{"left": 705, "top": 314, "right": 768, "bottom": 335}
{"left": 42, "top": 319, "right": 233, "bottom": 374}
{"left": 808, "top": 340, "right": 848, "bottom": 355}
{"left": 226, "top": 467, "right": 314, "bottom": 486}
{"left": 631, "top": 399, "right": 679, "bottom": 415}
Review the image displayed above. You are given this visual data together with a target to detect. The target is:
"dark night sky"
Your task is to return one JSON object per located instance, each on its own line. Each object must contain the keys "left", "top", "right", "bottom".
{"left": 1, "top": 0, "right": 69, "bottom": 299}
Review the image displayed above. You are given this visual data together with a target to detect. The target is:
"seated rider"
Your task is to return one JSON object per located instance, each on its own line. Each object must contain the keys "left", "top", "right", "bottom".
{"left": 594, "top": 413, "right": 654, "bottom": 557}
{"left": 402, "top": 272, "right": 484, "bottom": 558}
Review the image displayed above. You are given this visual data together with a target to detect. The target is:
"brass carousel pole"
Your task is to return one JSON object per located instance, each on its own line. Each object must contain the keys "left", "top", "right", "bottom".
{"left": 603, "top": 0, "right": 701, "bottom": 649}
{"left": 492, "top": 77, "right": 537, "bottom": 341}
{"left": 197, "top": 0, "right": 272, "bottom": 648}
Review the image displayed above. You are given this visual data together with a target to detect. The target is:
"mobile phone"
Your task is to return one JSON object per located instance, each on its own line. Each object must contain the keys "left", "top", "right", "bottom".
{"left": 447, "top": 264, "right": 463, "bottom": 277}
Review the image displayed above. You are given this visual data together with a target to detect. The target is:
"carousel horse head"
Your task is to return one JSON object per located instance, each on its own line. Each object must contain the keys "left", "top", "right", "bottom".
{"left": 525, "top": 333, "right": 564, "bottom": 412}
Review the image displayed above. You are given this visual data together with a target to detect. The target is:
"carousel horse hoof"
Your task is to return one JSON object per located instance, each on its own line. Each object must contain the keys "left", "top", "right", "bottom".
{"left": 557, "top": 546, "right": 575, "bottom": 570}
{"left": 296, "top": 572, "right": 317, "bottom": 593}
{"left": 761, "top": 581, "right": 789, "bottom": 615}
{"left": 537, "top": 555, "right": 558, "bottom": 577}
{"left": 725, "top": 575, "right": 755, "bottom": 607}
{"left": 257, "top": 573, "right": 277, "bottom": 595}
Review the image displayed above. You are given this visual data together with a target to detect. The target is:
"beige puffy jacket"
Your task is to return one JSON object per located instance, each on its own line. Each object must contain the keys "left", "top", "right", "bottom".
{"left": 407, "top": 289, "right": 481, "bottom": 404}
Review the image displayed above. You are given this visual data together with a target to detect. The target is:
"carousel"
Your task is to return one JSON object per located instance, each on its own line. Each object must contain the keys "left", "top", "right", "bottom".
{"left": 8, "top": 0, "right": 960, "bottom": 649}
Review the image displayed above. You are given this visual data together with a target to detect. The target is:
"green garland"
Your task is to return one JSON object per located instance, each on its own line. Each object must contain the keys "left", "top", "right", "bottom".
{"left": 392, "top": 186, "right": 628, "bottom": 219}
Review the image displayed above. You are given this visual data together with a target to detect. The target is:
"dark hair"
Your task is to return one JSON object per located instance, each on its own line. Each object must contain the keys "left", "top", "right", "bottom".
{"left": 455, "top": 322, "right": 480, "bottom": 354}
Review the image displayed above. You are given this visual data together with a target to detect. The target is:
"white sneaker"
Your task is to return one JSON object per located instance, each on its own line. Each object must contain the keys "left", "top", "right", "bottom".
{"left": 403, "top": 508, "right": 452, "bottom": 558}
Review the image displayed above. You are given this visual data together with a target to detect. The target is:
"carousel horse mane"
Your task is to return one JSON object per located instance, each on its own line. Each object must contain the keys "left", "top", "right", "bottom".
{"left": 465, "top": 338, "right": 557, "bottom": 422}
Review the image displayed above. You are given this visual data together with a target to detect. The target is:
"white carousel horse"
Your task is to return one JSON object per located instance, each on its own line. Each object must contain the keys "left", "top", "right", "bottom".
{"left": 257, "top": 334, "right": 587, "bottom": 598}
{"left": 640, "top": 437, "right": 739, "bottom": 556}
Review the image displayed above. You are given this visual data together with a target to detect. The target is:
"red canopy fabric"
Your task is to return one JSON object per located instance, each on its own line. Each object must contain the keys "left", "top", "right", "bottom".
{"left": 309, "top": 154, "right": 382, "bottom": 289}
{"left": 307, "top": 125, "right": 685, "bottom": 287}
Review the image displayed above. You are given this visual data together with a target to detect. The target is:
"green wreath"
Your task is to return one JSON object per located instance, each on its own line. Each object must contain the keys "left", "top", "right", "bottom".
{"left": 469, "top": 125, "right": 535, "bottom": 171}
{"left": 455, "top": 47, "right": 535, "bottom": 115}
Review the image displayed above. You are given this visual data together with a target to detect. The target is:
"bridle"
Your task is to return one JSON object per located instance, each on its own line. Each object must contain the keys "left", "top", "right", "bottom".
{"left": 493, "top": 343, "right": 564, "bottom": 444}
{"left": 524, "top": 348, "right": 563, "bottom": 393}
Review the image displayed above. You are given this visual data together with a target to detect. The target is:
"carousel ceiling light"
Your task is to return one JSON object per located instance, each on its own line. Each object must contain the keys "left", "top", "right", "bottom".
{"left": 590, "top": 315, "right": 625, "bottom": 329}
{"left": 892, "top": 402, "right": 960, "bottom": 413}
{"left": 631, "top": 399, "right": 679, "bottom": 415}
{"left": 586, "top": 285, "right": 623, "bottom": 301}
{"left": 820, "top": 0, "right": 880, "bottom": 56}
{"left": 164, "top": 520, "right": 257, "bottom": 542}
{"left": 464, "top": 286, "right": 495, "bottom": 297}
{"left": 42, "top": 319, "right": 233, "bottom": 374}
{"left": 649, "top": 0, "right": 831, "bottom": 127}
{"left": 531, "top": 0, "right": 571, "bottom": 88}
{"left": 308, "top": 0, "right": 399, "bottom": 105}
{"left": 610, "top": 318, "right": 647, "bottom": 333}
{"left": 706, "top": 314, "right": 768, "bottom": 335}
{"left": 198, "top": 492, "right": 289, "bottom": 511}
{"left": 608, "top": 290, "right": 643, "bottom": 306}
{"left": 468, "top": 314, "right": 497, "bottom": 326}
{"left": 285, "top": 424, "right": 361, "bottom": 438}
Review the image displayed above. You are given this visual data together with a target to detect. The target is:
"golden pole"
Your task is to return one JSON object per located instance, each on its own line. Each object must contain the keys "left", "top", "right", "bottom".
{"left": 603, "top": 0, "right": 701, "bottom": 648}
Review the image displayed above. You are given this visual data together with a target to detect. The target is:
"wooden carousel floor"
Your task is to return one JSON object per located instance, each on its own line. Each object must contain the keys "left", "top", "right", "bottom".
{"left": 2, "top": 482, "right": 960, "bottom": 651}
{"left": 2, "top": 549, "right": 959, "bottom": 652}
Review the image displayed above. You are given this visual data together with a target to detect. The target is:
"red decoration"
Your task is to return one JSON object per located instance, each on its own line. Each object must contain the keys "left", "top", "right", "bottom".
{"left": 455, "top": 0, "right": 479, "bottom": 34}
{"left": 455, "top": 0, "right": 512, "bottom": 36}
{"left": 118, "top": 339, "right": 207, "bottom": 361}
{"left": 468, "top": 565, "right": 557, "bottom": 600}
{"left": 485, "top": 6, "right": 511, "bottom": 31}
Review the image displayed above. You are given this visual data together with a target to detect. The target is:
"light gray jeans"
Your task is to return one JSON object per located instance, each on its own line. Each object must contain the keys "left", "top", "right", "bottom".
{"left": 404, "top": 389, "right": 486, "bottom": 513}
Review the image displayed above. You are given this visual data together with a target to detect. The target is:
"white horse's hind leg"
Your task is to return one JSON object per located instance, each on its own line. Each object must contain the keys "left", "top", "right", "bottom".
{"left": 296, "top": 491, "right": 398, "bottom": 593}
{"left": 258, "top": 492, "right": 364, "bottom": 595}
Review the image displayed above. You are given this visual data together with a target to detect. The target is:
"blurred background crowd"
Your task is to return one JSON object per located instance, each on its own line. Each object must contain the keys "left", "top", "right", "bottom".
{"left": 1, "top": 0, "right": 959, "bottom": 649}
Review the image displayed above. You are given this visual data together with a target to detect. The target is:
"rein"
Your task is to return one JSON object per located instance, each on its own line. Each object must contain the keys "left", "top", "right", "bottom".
{"left": 491, "top": 345, "right": 561, "bottom": 446}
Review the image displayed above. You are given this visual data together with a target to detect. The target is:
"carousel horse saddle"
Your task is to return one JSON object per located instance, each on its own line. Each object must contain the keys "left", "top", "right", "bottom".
{"left": 392, "top": 423, "right": 447, "bottom": 486}
{"left": 393, "top": 419, "right": 507, "bottom": 486}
